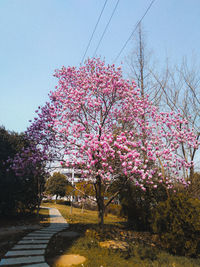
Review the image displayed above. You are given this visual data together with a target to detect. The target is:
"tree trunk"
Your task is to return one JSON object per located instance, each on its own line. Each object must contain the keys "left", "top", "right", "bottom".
{"left": 81, "top": 202, "right": 85, "bottom": 213}
{"left": 190, "top": 135, "right": 199, "bottom": 180}
{"left": 95, "top": 175, "right": 105, "bottom": 228}
{"left": 190, "top": 165, "right": 194, "bottom": 180}
{"left": 36, "top": 196, "right": 42, "bottom": 217}
{"left": 97, "top": 196, "right": 105, "bottom": 227}
{"left": 70, "top": 199, "right": 73, "bottom": 214}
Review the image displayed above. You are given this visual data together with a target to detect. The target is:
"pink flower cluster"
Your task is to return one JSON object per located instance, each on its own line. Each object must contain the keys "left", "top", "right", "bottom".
{"left": 13, "top": 58, "right": 199, "bottom": 190}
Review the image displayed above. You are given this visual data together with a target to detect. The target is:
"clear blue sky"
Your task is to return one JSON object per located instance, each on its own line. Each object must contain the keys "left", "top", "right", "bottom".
{"left": 0, "top": 0, "right": 200, "bottom": 133}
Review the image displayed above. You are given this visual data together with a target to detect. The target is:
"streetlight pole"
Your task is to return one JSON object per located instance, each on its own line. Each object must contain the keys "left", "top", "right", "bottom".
{"left": 70, "top": 168, "right": 75, "bottom": 214}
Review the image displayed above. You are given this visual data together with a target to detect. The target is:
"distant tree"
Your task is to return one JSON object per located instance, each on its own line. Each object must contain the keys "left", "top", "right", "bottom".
{"left": 65, "top": 183, "right": 74, "bottom": 198}
{"left": 45, "top": 172, "right": 68, "bottom": 202}
{"left": 127, "top": 25, "right": 200, "bottom": 179}
{"left": 126, "top": 23, "right": 163, "bottom": 105}
{"left": 164, "top": 58, "right": 199, "bottom": 178}
{"left": 186, "top": 172, "right": 200, "bottom": 198}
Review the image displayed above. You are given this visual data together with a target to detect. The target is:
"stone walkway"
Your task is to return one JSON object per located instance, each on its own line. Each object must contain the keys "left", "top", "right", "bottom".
{"left": 0, "top": 207, "right": 69, "bottom": 266}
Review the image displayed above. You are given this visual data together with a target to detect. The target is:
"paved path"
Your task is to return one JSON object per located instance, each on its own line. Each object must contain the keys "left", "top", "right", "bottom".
{"left": 0, "top": 207, "right": 69, "bottom": 266}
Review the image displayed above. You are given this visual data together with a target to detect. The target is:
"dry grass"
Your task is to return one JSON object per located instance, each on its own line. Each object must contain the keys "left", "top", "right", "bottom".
{"left": 43, "top": 202, "right": 124, "bottom": 225}
{"left": 45, "top": 203, "right": 200, "bottom": 267}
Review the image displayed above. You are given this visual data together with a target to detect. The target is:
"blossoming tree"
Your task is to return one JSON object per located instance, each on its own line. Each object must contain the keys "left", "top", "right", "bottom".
{"left": 24, "top": 58, "right": 199, "bottom": 226}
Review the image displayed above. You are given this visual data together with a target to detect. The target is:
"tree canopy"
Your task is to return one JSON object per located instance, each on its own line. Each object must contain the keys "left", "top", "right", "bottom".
{"left": 13, "top": 58, "right": 199, "bottom": 225}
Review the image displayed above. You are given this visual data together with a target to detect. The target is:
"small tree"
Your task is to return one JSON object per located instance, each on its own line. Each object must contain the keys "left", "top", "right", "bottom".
{"left": 0, "top": 126, "right": 46, "bottom": 215}
{"left": 45, "top": 172, "right": 68, "bottom": 202}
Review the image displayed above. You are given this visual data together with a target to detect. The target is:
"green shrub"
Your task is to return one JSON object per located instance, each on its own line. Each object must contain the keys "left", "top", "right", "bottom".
{"left": 151, "top": 193, "right": 200, "bottom": 257}
{"left": 120, "top": 182, "right": 167, "bottom": 231}
{"left": 129, "top": 243, "right": 158, "bottom": 261}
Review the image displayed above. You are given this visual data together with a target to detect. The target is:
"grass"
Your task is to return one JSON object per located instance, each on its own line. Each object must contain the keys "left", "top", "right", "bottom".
{"left": 43, "top": 202, "right": 124, "bottom": 225}
{"left": 0, "top": 207, "right": 49, "bottom": 260}
{"left": 50, "top": 235, "right": 200, "bottom": 267}
{"left": 44, "top": 203, "right": 200, "bottom": 267}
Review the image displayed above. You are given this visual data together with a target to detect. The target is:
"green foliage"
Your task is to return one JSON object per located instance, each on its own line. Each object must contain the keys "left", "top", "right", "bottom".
{"left": 120, "top": 181, "right": 167, "bottom": 231}
{"left": 0, "top": 126, "right": 45, "bottom": 216}
{"left": 75, "top": 181, "right": 95, "bottom": 197}
{"left": 45, "top": 172, "right": 69, "bottom": 200}
{"left": 151, "top": 193, "right": 200, "bottom": 257}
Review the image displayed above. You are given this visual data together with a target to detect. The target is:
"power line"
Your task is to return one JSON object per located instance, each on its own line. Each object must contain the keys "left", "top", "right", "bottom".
{"left": 114, "top": 0, "right": 156, "bottom": 63}
{"left": 81, "top": 0, "right": 108, "bottom": 65}
{"left": 93, "top": 0, "right": 120, "bottom": 57}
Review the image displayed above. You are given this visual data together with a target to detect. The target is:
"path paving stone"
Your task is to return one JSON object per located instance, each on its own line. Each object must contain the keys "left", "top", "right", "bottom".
{"left": 23, "top": 262, "right": 49, "bottom": 267}
{"left": 12, "top": 244, "right": 48, "bottom": 250}
{"left": 23, "top": 236, "right": 50, "bottom": 240}
{"left": 0, "top": 206, "right": 69, "bottom": 267}
{"left": 18, "top": 239, "right": 49, "bottom": 244}
{"left": 33, "top": 230, "right": 58, "bottom": 234}
{"left": 26, "top": 233, "right": 54, "bottom": 237}
{"left": 34, "top": 230, "right": 57, "bottom": 233}
{"left": 43, "top": 228, "right": 67, "bottom": 231}
{"left": 0, "top": 256, "right": 45, "bottom": 265}
{"left": 27, "top": 233, "right": 54, "bottom": 236}
{"left": 5, "top": 250, "right": 45, "bottom": 257}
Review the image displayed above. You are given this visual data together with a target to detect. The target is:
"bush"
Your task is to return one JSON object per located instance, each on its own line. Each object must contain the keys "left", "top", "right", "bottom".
{"left": 120, "top": 182, "right": 167, "bottom": 231}
{"left": 151, "top": 193, "right": 200, "bottom": 257}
